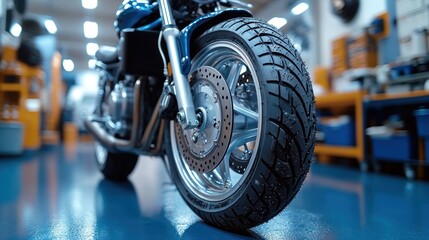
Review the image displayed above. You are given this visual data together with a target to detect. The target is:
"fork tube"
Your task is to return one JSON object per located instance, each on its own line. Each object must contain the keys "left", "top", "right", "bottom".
{"left": 159, "top": 0, "right": 176, "bottom": 26}
{"left": 159, "top": 0, "right": 198, "bottom": 129}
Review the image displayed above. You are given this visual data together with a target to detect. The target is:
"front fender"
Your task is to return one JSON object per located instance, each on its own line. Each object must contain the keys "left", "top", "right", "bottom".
{"left": 179, "top": 8, "right": 252, "bottom": 75}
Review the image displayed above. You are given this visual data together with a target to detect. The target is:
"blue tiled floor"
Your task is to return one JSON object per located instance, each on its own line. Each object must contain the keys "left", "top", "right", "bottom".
{"left": 1, "top": 144, "right": 428, "bottom": 239}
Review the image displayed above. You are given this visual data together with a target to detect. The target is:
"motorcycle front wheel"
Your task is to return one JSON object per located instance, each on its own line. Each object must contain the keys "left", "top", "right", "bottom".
{"left": 165, "top": 18, "right": 316, "bottom": 230}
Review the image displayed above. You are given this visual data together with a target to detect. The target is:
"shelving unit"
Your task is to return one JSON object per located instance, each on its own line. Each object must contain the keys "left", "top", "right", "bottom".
{"left": 315, "top": 91, "right": 365, "bottom": 166}
{"left": 364, "top": 90, "right": 429, "bottom": 102}
{"left": 315, "top": 145, "right": 361, "bottom": 159}
{"left": 0, "top": 83, "right": 22, "bottom": 92}
{"left": 0, "top": 46, "right": 44, "bottom": 151}
{"left": 363, "top": 90, "right": 429, "bottom": 178}
{"left": 389, "top": 72, "right": 429, "bottom": 85}
{"left": 315, "top": 82, "right": 429, "bottom": 180}
{"left": 0, "top": 67, "right": 27, "bottom": 121}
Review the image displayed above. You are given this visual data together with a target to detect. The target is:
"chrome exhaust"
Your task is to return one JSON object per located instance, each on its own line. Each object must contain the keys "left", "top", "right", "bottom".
{"left": 84, "top": 79, "right": 142, "bottom": 151}
{"left": 84, "top": 118, "right": 130, "bottom": 150}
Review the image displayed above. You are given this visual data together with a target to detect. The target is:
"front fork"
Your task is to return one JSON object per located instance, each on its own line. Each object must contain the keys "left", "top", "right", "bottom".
{"left": 159, "top": 0, "right": 198, "bottom": 129}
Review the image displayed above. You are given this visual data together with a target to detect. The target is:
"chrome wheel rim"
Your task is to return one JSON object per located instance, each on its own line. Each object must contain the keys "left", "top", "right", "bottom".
{"left": 170, "top": 41, "right": 262, "bottom": 202}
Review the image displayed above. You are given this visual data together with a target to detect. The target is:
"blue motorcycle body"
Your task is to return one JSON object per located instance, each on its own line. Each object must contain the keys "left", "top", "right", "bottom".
{"left": 116, "top": 0, "right": 252, "bottom": 74}
{"left": 115, "top": 1, "right": 160, "bottom": 33}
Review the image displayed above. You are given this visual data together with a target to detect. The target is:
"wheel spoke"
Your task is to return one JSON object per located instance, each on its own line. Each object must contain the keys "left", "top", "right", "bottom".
{"left": 233, "top": 101, "right": 258, "bottom": 120}
{"left": 200, "top": 172, "right": 225, "bottom": 191}
{"left": 200, "top": 156, "right": 232, "bottom": 190}
{"left": 226, "top": 61, "right": 243, "bottom": 95}
{"left": 227, "top": 128, "right": 257, "bottom": 157}
{"left": 217, "top": 155, "right": 232, "bottom": 188}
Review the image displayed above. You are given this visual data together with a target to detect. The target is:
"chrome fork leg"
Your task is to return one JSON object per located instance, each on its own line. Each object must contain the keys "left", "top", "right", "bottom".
{"left": 159, "top": 0, "right": 198, "bottom": 129}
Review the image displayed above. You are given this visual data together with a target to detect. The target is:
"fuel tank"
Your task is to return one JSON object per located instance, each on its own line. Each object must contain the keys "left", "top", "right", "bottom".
{"left": 114, "top": 0, "right": 160, "bottom": 34}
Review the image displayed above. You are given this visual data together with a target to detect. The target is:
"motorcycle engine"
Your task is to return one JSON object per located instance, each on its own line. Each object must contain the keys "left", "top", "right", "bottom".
{"left": 105, "top": 82, "right": 134, "bottom": 138}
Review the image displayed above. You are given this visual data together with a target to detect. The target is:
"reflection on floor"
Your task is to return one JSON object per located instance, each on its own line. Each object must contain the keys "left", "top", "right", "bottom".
{"left": 0, "top": 144, "right": 429, "bottom": 239}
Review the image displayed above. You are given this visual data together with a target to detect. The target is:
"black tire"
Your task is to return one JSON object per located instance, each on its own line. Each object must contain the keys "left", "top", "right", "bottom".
{"left": 165, "top": 17, "right": 316, "bottom": 230}
{"left": 95, "top": 142, "right": 138, "bottom": 181}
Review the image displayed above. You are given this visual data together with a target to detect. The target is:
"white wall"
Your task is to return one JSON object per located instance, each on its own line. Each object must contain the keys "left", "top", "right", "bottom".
{"left": 317, "top": 0, "right": 387, "bottom": 66}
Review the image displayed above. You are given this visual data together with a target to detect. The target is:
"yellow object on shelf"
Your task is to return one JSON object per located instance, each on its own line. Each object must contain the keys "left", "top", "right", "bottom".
{"left": 331, "top": 35, "right": 350, "bottom": 77}
{"left": 22, "top": 109, "right": 41, "bottom": 149}
{"left": 313, "top": 66, "right": 330, "bottom": 91}
{"left": 347, "top": 33, "right": 378, "bottom": 69}
{"left": 372, "top": 12, "right": 390, "bottom": 40}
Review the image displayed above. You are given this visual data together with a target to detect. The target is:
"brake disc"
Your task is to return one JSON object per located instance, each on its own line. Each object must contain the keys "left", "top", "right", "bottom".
{"left": 175, "top": 66, "right": 233, "bottom": 173}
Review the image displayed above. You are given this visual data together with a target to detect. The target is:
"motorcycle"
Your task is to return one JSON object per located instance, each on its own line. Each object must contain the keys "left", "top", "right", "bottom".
{"left": 85, "top": 0, "right": 316, "bottom": 230}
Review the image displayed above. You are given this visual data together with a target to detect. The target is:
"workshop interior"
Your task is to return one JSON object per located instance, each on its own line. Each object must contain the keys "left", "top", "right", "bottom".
{"left": 0, "top": 0, "right": 429, "bottom": 239}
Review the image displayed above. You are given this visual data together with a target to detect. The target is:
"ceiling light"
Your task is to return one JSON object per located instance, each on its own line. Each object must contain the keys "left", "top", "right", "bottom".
{"left": 44, "top": 19, "right": 57, "bottom": 34}
{"left": 83, "top": 21, "right": 98, "bottom": 39}
{"left": 63, "top": 59, "right": 75, "bottom": 72}
{"left": 267, "top": 17, "right": 287, "bottom": 29}
{"left": 86, "top": 43, "right": 99, "bottom": 56}
{"left": 88, "top": 59, "right": 97, "bottom": 69}
{"left": 291, "top": 2, "right": 309, "bottom": 15}
{"left": 10, "top": 23, "right": 22, "bottom": 37}
{"left": 82, "top": 0, "right": 97, "bottom": 9}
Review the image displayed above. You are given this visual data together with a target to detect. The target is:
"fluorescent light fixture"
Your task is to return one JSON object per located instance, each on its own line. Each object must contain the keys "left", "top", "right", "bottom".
{"left": 82, "top": 0, "right": 97, "bottom": 9}
{"left": 44, "top": 19, "right": 57, "bottom": 34}
{"left": 88, "top": 59, "right": 97, "bottom": 69}
{"left": 10, "top": 23, "right": 22, "bottom": 37}
{"left": 83, "top": 21, "right": 98, "bottom": 39}
{"left": 86, "top": 43, "right": 99, "bottom": 56}
{"left": 63, "top": 59, "right": 75, "bottom": 72}
{"left": 291, "top": 2, "right": 309, "bottom": 15}
{"left": 267, "top": 17, "right": 287, "bottom": 29}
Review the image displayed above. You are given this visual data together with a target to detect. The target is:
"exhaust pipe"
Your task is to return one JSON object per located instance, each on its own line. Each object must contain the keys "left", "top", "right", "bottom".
{"left": 84, "top": 116, "right": 131, "bottom": 150}
{"left": 84, "top": 79, "right": 142, "bottom": 151}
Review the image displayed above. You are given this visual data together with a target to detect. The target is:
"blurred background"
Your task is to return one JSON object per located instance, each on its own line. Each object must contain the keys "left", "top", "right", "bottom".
{"left": 1, "top": 0, "right": 429, "bottom": 239}
{"left": 2, "top": 0, "right": 425, "bottom": 176}
{"left": 1, "top": 0, "right": 429, "bottom": 188}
